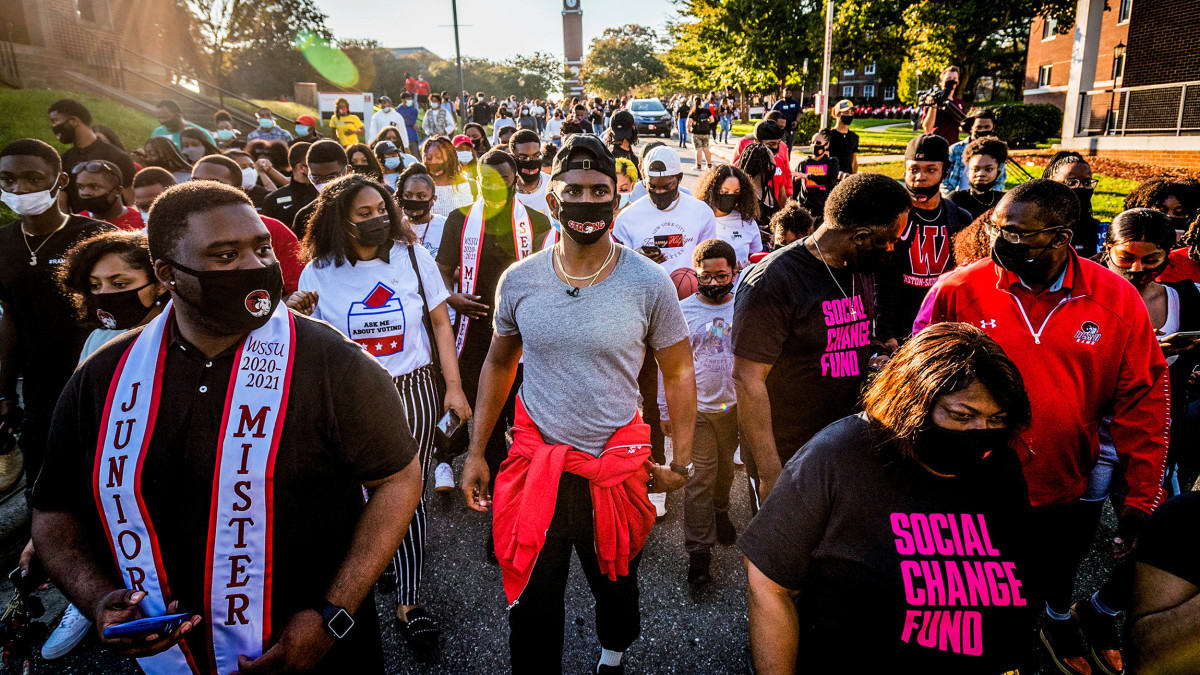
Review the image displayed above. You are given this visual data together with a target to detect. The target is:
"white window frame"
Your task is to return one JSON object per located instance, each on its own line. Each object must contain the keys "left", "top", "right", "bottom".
{"left": 843, "top": 66, "right": 855, "bottom": 76}
{"left": 883, "top": 85, "right": 896, "bottom": 100}
{"left": 1118, "top": 0, "right": 1131, "bottom": 24}
{"left": 841, "top": 85, "right": 854, "bottom": 98}
{"left": 864, "top": 62, "right": 876, "bottom": 75}
{"left": 863, "top": 84, "right": 875, "bottom": 99}
{"left": 1038, "top": 64, "right": 1053, "bottom": 88}
{"left": 1041, "top": 16, "right": 1057, "bottom": 40}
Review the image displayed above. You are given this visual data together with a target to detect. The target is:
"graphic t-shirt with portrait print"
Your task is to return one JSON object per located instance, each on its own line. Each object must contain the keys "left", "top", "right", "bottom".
{"left": 612, "top": 193, "right": 718, "bottom": 274}
{"left": 298, "top": 242, "right": 450, "bottom": 377}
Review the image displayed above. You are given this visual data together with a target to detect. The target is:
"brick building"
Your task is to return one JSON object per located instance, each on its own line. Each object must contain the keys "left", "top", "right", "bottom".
{"left": 1023, "top": 0, "right": 1131, "bottom": 110}
{"left": 1027, "top": 0, "right": 1200, "bottom": 170}
{"left": 829, "top": 61, "right": 899, "bottom": 106}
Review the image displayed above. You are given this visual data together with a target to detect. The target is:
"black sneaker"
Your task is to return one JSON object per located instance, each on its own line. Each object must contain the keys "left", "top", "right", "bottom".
{"left": 715, "top": 511, "right": 737, "bottom": 546}
{"left": 1072, "top": 600, "right": 1125, "bottom": 675}
{"left": 485, "top": 531, "right": 498, "bottom": 566}
{"left": 1039, "top": 614, "right": 1093, "bottom": 675}
{"left": 597, "top": 664, "right": 625, "bottom": 675}
{"left": 687, "top": 552, "right": 712, "bottom": 587}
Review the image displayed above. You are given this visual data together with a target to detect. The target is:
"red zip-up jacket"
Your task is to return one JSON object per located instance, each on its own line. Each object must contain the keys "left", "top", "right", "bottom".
{"left": 492, "top": 398, "right": 657, "bottom": 606}
{"left": 929, "top": 253, "right": 1169, "bottom": 515}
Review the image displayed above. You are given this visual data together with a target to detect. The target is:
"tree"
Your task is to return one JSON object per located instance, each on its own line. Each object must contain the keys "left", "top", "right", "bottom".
{"left": 184, "top": 0, "right": 332, "bottom": 96}
{"left": 580, "top": 25, "right": 668, "bottom": 98}
{"left": 834, "top": 0, "right": 1076, "bottom": 103}
{"left": 507, "top": 52, "right": 564, "bottom": 100}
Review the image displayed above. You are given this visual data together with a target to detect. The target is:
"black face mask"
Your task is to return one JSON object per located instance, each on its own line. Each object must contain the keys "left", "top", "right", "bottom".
{"left": 350, "top": 164, "right": 372, "bottom": 175}
{"left": 649, "top": 187, "right": 679, "bottom": 210}
{"left": 991, "top": 236, "right": 1054, "bottom": 277}
{"left": 349, "top": 215, "right": 392, "bottom": 249}
{"left": 908, "top": 183, "right": 941, "bottom": 203}
{"left": 969, "top": 179, "right": 998, "bottom": 195}
{"left": 970, "top": 129, "right": 995, "bottom": 141}
{"left": 79, "top": 191, "right": 118, "bottom": 215}
{"left": 697, "top": 282, "right": 734, "bottom": 301}
{"left": 89, "top": 283, "right": 159, "bottom": 330}
{"left": 716, "top": 193, "right": 739, "bottom": 214}
{"left": 402, "top": 198, "right": 432, "bottom": 221}
{"left": 481, "top": 184, "right": 515, "bottom": 211}
{"left": 853, "top": 240, "right": 893, "bottom": 274}
{"left": 1166, "top": 215, "right": 1190, "bottom": 231}
{"left": 555, "top": 199, "right": 615, "bottom": 246}
{"left": 914, "top": 425, "right": 1007, "bottom": 476}
{"left": 1071, "top": 188, "right": 1094, "bottom": 218}
{"left": 1112, "top": 263, "right": 1166, "bottom": 288}
{"left": 944, "top": 81, "right": 959, "bottom": 93}
{"left": 167, "top": 259, "right": 283, "bottom": 333}
{"left": 839, "top": 115, "right": 854, "bottom": 125}
{"left": 516, "top": 158, "right": 542, "bottom": 181}
{"left": 53, "top": 121, "right": 77, "bottom": 144}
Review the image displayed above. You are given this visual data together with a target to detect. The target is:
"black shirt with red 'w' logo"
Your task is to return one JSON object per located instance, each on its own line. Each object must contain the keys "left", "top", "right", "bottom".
{"left": 875, "top": 200, "right": 972, "bottom": 343}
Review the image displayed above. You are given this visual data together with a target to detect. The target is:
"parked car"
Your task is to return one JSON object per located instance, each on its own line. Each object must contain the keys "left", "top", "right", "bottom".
{"left": 628, "top": 98, "right": 673, "bottom": 138}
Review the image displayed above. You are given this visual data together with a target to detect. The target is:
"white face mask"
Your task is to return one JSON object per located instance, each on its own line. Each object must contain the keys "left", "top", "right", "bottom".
{"left": 182, "top": 145, "right": 205, "bottom": 162}
{"left": 313, "top": 181, "right": 330, "bottom": 194}
{"left": 1, "top": 186, "right": 58, "bottom": 216}
{"left": 241, "top": 166, "right": 258, "bottom": 190}
{"left": 457, "top": 151, "right": 473, "bottom": 164}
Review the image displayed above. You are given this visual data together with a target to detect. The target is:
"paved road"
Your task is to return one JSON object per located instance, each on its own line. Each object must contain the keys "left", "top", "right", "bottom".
{"left": 0, "top": 140, "right": 1120, "bottom": 674}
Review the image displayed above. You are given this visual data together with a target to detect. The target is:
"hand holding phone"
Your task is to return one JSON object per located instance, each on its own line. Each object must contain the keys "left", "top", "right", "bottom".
{"left": 103, "top": 613, "right": 191, "bottom": 640}
{"left": 436, "top": 410, "right": 463, "bottom": 440}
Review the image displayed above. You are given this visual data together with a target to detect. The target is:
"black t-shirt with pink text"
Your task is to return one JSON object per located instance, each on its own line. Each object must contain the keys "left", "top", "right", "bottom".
{"left": 740, "top": 413, "right": 1036, "bottom": 674}
{"left": 732, "top": 240, "right": 874, "bottom": 462}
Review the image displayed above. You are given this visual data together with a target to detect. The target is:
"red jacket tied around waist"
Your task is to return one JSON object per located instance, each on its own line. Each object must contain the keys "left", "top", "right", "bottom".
{"left": 493, "top": 397, "right": 657, "bottom": 605}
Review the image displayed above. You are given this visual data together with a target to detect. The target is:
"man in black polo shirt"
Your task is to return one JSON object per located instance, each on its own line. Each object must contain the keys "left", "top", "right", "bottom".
{"left": 31, "top": 181, "right": 422, "bottom": 674}
{"left": 0, "top": 139, "right": 114, "bottom": 494}
{"left": 261, "top": 142, "right": 318, "bottom": 234}
{"left": 49, "top": 99, "right": 137, "bottom": 213}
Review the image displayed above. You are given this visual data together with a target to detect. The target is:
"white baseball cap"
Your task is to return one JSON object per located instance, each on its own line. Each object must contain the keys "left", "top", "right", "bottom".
{"left": 643, "top": 145, "right": 682, "bottom": 178}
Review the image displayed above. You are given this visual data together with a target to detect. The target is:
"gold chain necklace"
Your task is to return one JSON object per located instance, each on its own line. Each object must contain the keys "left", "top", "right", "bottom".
{"left": 22, "top": 213, "right": 69, "bottom": 266}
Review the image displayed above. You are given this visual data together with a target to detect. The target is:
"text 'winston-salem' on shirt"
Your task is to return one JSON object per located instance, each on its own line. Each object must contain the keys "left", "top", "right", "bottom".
{"left": 732, "top": 240, "right": 874, "bottom": 462}
{"left": 740, "top": 414, "right": 1036, "bottom": 674}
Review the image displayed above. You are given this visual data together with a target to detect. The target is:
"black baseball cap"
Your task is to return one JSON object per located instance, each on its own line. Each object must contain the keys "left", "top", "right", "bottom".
{"left": 551, "top": 133, "right": 617, "bottom": 186}
{"left": 374, "top": 140, "right": 399, "bottom": 157}
{"left": 905, "top": 133, "right": 950, "bottom": 165}
{"left": 754, "top": 119, "right": 783, "bottom": 141}
{"left": 610, "top": 110, "right": 635, "bottom": 140}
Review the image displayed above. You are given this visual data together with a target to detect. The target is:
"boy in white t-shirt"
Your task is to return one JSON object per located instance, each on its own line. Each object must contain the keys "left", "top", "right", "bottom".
{"left": 659, "top": 239, "right": 739, "bottom": 588}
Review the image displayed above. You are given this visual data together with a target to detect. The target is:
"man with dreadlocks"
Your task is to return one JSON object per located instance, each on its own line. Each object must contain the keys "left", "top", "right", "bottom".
{"left": 736, "top": 121, "right": 791, "bottom": 244}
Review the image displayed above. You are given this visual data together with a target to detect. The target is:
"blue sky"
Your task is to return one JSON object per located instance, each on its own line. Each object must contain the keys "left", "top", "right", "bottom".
{"left": 316, "top": 0, "right": 679, "bottom": 63}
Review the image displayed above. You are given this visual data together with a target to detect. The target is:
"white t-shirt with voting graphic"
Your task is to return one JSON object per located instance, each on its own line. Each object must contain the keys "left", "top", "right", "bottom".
{"left": 612, "top": 193, "right": 718, "bottom": 274}
{"left": 299, "top": 242, "right": 450, "bottom": 378}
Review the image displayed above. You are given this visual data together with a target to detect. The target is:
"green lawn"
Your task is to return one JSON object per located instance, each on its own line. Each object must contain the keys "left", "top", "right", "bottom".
{"left": 730, "top": 117, "right": 917, "bottom": 154}
{"left": 0, "top": 88, "right": 159, "bottom": 152}
{"left": 862, "top": 161, "right": 1136, "bottom": 221}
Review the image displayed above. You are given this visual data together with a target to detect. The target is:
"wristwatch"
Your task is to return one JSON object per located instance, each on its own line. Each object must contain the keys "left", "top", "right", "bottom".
{"left": 669, "top": 462, "right": 694, "bottom": 478}
{"left": 312, "top": 600, "right": 355, "bottom": 639}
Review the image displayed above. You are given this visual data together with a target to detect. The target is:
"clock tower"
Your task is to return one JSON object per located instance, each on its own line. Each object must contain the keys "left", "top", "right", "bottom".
{"left": 562, "top": 0, "right": 584, "bottom": 97}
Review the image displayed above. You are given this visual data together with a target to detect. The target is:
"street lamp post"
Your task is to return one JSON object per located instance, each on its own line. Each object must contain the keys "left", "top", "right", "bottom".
{"left": 451, "top": 0, "right": 467, "bottom": 128}
{"left": 819, "top": 0, "right": 833, "bottom": 130}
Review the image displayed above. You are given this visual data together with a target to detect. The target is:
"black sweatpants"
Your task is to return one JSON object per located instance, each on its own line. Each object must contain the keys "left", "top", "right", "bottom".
{"left": 1026, "top": 500, "right": 1132, "bottom": 614}
{"left": 508, "top": 473, "right": 642, "bottom": 674}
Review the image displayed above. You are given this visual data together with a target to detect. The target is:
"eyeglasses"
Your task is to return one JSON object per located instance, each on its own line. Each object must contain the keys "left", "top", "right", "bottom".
{"left": 72, "top": 161, "right": 119, "bottom": 177}
{"left": 983, "top": 221, "right": 1065, "bottom": 243}
{"left": 698, "top": 272, "right": 732, "bottom": 284}
{"left": 310, "top": 168, "right": 347, "bottom": 183}
{"left": 1061, "top": 177, "right": 1099, "bottom": 190}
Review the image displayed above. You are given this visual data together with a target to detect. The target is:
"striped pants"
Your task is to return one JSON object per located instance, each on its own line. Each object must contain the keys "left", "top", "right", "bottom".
{"left": 392, "top": 364, "right": 441, "bottom": 606}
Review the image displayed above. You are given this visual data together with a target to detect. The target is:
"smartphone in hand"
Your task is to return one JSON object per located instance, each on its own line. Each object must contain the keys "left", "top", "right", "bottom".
{"left": 102, "top": 613, "right": 191, "bottom": 640}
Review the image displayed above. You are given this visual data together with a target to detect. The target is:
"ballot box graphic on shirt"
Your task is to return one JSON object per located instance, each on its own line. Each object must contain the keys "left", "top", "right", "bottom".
{"left": 348, "top": 282, "right": 405, "bottom": 356}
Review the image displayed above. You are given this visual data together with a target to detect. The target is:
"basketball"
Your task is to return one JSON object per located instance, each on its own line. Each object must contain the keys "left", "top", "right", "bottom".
{"left": 670, "top": 267, "right": 698, "bottom": 300}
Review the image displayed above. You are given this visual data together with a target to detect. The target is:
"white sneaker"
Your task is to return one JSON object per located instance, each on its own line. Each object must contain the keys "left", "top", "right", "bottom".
{"left": 733, "top": 447, "right": 744, "bottom": 466}
{"left": 434, "top": 462, "right": 455, "bottom": 493}
{"left": 42, "top": 602, "right": 91, "bottom": 659}
{"left": 648, "top": 491, "right": 667, "bottom": 518}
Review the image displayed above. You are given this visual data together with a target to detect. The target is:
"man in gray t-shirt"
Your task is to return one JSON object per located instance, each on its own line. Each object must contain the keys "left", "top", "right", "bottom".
{"left": 461, "top": 134, "right": 696, "bottom": 674}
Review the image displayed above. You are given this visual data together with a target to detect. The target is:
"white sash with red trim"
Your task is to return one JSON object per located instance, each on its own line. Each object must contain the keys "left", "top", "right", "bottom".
{"left": 94, "top": 301, "right": 295, "bottom": 675}
{"left": 457, "top": 198, "right": 533, "bottom": 356}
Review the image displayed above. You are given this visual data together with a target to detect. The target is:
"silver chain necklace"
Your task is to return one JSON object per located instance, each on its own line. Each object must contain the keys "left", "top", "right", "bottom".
{"left": 811, "top": 236, "right": 858, "bottom": 319}
{"left": 912, "top": 203, "right": 944, "bottom": 223}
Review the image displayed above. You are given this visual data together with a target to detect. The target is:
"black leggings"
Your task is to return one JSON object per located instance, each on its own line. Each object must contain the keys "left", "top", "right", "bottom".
{"left": 1026, "top": 500, "right": 1132, "bottom": 615}
{"left": 508, "top": 473, "right": 642, "bottom": 673}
